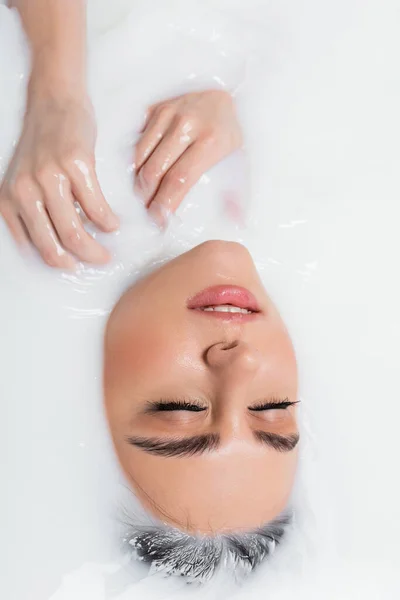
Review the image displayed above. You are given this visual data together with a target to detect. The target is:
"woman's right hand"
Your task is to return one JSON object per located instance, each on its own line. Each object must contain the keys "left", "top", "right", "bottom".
{"left": 0, "top": 87, "right": 119, "bottom": 269}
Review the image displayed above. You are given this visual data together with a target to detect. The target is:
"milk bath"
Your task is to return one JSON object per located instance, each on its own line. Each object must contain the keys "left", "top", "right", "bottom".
{"left": 1, "top": 1, "right": 400, "bottom": 599}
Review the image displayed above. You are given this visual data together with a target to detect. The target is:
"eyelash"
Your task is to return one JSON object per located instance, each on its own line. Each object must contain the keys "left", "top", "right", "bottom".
{"left": 249, "top": 400, "right": 297, "bottom": 411}
{"left": 148, "top": 399, "right": 298, "bottom": 413}
{"left": 148, "top": 400, "right": 207, "bottom": 412}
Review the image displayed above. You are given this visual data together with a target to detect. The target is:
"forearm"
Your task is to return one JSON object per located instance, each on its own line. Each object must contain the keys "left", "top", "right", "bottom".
{"left": 10, "top": 0, "right": 87, "bottom": 97}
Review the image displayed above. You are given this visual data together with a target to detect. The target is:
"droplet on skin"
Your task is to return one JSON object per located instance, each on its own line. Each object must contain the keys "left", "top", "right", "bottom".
{"left": 74, "top": 159, "right": 94, "bottom": 195}
{"left": 55, "top": 172, "right": 68, "bottom": 200}
{"left": 35, "top": 199, "right": 45, "bottom": 214}
{"left": 178, "top": 121, "right": 193, "bottom": 145}
{"left": 143, "top": 132, "right": 163, "bottom": 161}
{"left": 74, "top": 161, "right": 119, "bottom": 230}
{"left": 181, "top": 121, "right": 193, "bottom": 135}
{"left": 160, "top": 155, "right": 172, "bottom": 173}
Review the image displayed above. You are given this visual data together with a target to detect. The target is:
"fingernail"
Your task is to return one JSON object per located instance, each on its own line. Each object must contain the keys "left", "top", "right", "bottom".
{"left": 148, "top": 201, "right": 168, "bottom": 229}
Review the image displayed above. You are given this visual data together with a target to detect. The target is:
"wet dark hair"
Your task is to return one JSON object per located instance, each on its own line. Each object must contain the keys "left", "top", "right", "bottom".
{"left": 123, "top": 513, "right": 292, "bottom": 583}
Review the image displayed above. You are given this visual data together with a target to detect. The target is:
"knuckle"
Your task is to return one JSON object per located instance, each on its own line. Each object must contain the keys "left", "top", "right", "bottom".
{"left": 11, "top": 174, "right": 34, "bottom": 200}
{"left": 157, "top": 105, "right": 174, "bottom": 122}
{"left": 201, "top": 132, "right": 218, "bottom": 148}
{"left": 215, "top": 89, "right": 233, "bottom": 103}
{"left": 175, "top": 114, "right": 194, "bottom": 131}
{"left": 17, "top": 194, "right": 35, "bottom": 214}
{"left": 141, "top": 163, "right": 159, "bottom": 185}
{"left": 206, "top": 89, "right": 233, "bottom": 108}
{"left": 164, "top": 167, "right": 187, "bottom": 190}
{"left": 75, "top": 150, "right": 94, "bottom": 167}
{"left": 35, "top": 163, "right": 58, "bottom": 187}
{"left": 62, "top": 228, "right": 85, "bottom": 252}
{"left": 63, "top": 150, "right": 94, "bottom": 172}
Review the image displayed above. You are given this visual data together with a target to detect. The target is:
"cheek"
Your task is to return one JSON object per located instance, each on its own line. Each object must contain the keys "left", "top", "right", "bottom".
{"left": 251, "top": 326, "right": 298, "bottom": 401}
{"left": 106, "top": 315, "right": 198, "bottom": 386}
{"left": 268, "top": 329, "right": 298, "bottom": 384}
{"left": 272, "top": 325, "right": 297, "bottom": 362}
{"left": 119, "top": 325, "right": 173, "bottom": 375}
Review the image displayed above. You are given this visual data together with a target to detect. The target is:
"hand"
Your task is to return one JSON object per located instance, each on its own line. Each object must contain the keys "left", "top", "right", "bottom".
{"left": 0, "top": 89, "right": 119, "bottom": 269}
{"left": 134, "top": 90, "right": 243, "bottom": 227}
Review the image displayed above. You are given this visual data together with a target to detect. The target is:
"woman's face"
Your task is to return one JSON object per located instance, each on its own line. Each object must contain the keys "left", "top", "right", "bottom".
{"left": 104, "top": 241, "right": 299, "bottom": 534}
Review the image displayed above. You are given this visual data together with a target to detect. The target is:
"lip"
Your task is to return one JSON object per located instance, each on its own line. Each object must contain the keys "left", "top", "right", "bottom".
{"left": 187, "top": 285, "right": 261, "bottom": 321}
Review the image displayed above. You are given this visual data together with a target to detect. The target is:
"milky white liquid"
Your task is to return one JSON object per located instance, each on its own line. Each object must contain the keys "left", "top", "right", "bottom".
{"left": 0, "top": 1, "right": 399, "bottom": 598}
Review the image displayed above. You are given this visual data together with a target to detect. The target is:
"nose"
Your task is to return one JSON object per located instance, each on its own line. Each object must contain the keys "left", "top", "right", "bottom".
{"left": 205, "top": 340, "right": 261, "bottom": 375}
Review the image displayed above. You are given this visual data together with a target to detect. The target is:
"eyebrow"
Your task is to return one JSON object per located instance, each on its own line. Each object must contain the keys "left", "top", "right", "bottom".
{"left": 126, "top": 434, "right": 220, "bottom": 458}
{"left": 126, "top": 431, "right": 299, "bottom": 458}
{"left": 254, "top": 431, "right": 300, "bottom": 452}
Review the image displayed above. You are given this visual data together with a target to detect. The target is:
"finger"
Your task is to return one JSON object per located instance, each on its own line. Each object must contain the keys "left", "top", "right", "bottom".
{"left": 63, "top": 156, "right": 119, "bottom": 232}
{"left": 139, "top": 103, "right": 158, "bottom": 133}
{"left": 134, "top": 105, "right": 174, "bottom": 172}
{"left": 18, "top": 186, "right": 76, "bottom": 269}
{"left": 148, "top": 139, "right": 219, "bottom": 227}
{"left": 0, "top": 203, "right": 29, "bottom": 245}
{"left": 136, "top": 121, "right": 193, "bottom": 205}
{"left": 43, "top": 171, "right": 111, "bottom": 264}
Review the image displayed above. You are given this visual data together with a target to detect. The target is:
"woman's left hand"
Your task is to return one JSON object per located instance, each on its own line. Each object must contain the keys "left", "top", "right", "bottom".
{"left": 134, "top": 90, "right": 242, "bottom": 227}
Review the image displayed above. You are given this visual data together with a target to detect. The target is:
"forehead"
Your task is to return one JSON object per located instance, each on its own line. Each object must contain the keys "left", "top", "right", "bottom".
{"left": 125, "top": 441, "right": 298, "bottom": 533}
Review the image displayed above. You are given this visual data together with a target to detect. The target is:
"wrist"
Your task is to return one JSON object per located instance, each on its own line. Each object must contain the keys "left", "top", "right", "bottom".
{"left": 28, "top": 33, "right": 88, "bottom": 96}
{"left": 28, "top": 60, "right": 88, "bottom": 104}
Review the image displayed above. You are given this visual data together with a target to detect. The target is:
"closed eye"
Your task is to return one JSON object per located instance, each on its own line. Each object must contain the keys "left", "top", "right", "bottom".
{"left": 249, "top": 399, "right": 299, "bottom": 411}
{"left": 145, "top": 400, "right": 207, "bottom": 413}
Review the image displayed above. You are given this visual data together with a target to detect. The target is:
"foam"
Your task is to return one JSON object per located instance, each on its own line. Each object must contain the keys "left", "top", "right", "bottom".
{"left": 1, "top": 1, "right": 400, "bottom": 598}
